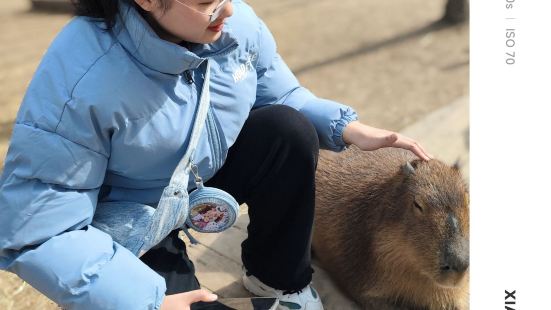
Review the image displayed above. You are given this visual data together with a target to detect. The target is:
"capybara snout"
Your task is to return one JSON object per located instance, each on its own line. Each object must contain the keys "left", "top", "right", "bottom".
{"left": 313, "top": 147, "right": 469, "bottom": 310}
{"left": 442, "top": 237, "right": 469, "bottom": 272}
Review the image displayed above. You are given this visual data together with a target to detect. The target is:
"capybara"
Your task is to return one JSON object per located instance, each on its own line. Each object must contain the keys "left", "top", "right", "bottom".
{"left": 313, "top": 146, "right": 469, "bottom": 310}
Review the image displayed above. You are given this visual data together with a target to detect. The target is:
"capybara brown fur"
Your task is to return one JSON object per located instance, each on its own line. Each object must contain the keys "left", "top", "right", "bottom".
{"left": 313, "top": 146, "right": 469, "bottom": 310}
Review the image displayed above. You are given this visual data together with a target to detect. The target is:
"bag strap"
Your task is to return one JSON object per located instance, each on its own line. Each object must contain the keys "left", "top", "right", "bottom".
{"left": 136, "top": 60, "right": 212, "bottom": 256}
{"left": 169, "top": 60, "right": 211, "bottom": 189}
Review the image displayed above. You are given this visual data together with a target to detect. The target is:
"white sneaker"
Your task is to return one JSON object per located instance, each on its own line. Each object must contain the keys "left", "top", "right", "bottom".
{"left": 242, "top": 271, "right": 324, "bottom": 310}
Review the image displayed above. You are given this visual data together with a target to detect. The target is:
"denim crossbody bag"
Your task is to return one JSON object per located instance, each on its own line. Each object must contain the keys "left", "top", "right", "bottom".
{"left": 92, "top": 60, "right": 240, "bottom": 257}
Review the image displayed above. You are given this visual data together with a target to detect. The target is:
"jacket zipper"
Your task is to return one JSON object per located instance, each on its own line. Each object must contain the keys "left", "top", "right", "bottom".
{"left": 183, "top": 70, "right": 194, "bottom": 84}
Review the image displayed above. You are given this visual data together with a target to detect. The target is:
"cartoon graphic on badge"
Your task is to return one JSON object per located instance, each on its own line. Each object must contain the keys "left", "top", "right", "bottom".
{"left": 189, "top": 203, "right": 230, "bottom": 232}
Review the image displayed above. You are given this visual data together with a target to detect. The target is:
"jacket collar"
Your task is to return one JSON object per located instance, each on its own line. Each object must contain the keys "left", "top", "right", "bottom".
{"left": 113, "top": 0, "right": 238, "bottom": 75}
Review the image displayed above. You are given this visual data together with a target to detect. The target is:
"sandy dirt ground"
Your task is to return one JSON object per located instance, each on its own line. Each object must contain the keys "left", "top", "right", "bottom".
{"left": 0, "top": 0, "right": 468, "bottom": 309}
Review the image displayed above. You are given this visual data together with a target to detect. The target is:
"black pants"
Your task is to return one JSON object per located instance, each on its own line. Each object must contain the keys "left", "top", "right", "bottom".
{"left": 140, "top": 105, "right": 320, "bottom": 294}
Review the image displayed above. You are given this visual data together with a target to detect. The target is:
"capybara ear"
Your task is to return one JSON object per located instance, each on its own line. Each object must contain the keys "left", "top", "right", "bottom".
{"left": 402, "top": 161, "right": 416, "bottom": 176}
{"left": 452, "top": 158, "right": 462, "bottom": 171}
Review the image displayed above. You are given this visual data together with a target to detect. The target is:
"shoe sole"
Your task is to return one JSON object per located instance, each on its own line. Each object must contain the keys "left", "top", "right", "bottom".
{"left": 242, "top": 274, "right": 324, "bottom": 310}
{"left": 242, "top": 274, "right": 276, "bottom": 298}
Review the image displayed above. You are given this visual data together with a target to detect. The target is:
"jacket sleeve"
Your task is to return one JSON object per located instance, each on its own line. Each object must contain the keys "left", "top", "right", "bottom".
{"left": 253, "top": 19, "right": 358, "bottom": 152}
{"left": 0, "top": 123, "right": 166, "bottom": 309}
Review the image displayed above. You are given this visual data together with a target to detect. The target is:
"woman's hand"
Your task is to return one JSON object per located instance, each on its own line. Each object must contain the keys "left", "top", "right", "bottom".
{"left": 342, "top": 121, "right": 433, "bottom": 161}
{"left": 160, "top": 289, "right": 218, "bottom": 310}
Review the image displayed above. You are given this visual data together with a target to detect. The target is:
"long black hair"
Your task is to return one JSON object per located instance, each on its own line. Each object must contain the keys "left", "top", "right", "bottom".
{"left": 71, "top": 0, "right": 169, "bottom": 30}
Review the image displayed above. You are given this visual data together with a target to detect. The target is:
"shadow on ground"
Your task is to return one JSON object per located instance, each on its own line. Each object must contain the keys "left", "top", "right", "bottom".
{"left": 294, "top": 19, "right": 461, "bottom": 77}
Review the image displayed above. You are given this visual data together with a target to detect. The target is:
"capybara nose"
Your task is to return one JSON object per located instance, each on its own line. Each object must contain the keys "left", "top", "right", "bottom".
{"left": 440, "top": 237, "right": 469, "bottom": 273}
{"left": 440, "top": 256, "right": 469, "bottom": 274}
{"left": 440, "top": 252, "right": 469, "bottom": 273}
{"left": 441, "top": 238, "right": 469, "bottom": 274}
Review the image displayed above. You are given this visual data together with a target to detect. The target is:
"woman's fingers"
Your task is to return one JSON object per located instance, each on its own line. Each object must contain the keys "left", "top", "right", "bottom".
{"left": 343, "top": 122, "right": 434, "bottom": 161}
{"left": 161, "top": 289, "right": 218, "bottom": 310}
{"left": 409, "top": 143, "right": 432, "bottom": 161}
{"left": 183, "top": 289, "right": 218, "bottom": 304}
{"left": 392, "top": 135, "right": 433, "bottom": 161}
{"left": 416, "top": 141, "right": 434, "bottom": 160}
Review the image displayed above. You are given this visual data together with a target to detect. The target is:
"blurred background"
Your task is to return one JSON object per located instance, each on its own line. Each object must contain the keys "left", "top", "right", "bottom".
{"left": 0, "top": 0, "right": 469, "bottom": 309}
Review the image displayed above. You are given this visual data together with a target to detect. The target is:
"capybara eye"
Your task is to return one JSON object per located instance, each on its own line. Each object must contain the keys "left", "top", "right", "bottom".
{"left": 414, "top": 201, "right": 424, "bottom": 213}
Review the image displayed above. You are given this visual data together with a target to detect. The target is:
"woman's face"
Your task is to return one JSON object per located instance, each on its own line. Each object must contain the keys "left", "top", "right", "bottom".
{"left": 135, "top": 0, "right": 234, "bottom": 44}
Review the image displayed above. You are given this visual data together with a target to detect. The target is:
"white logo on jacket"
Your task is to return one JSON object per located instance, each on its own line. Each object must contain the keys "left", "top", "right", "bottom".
{"left": 232, "top": 52, "right": 257, "bottom": 83}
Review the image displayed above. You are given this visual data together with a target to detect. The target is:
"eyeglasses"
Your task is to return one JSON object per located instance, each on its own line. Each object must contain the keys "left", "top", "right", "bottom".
{"left": 173, "top": 0, "right": 232, "bottom": 23}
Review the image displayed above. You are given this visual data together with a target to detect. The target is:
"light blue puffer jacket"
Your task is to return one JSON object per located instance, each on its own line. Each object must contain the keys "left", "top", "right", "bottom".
{"left": 0, "top": 0, "right": 358, "bottom": 309}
